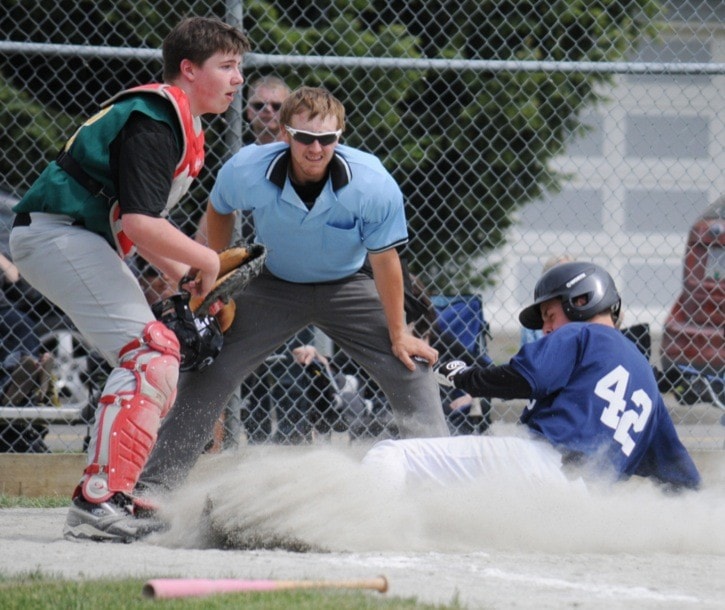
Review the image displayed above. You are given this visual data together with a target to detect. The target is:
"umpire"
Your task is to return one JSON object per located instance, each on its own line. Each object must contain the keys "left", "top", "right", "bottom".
{"left": 138, "top": 86, "right": 449, "bottom": 495}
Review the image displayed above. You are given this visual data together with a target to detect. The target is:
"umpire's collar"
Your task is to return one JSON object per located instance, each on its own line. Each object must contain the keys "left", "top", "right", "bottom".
{"left": 265, "top": 149, "right": 352, "bottom": 191}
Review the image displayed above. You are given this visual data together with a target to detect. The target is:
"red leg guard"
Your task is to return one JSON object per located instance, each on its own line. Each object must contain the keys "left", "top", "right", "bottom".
{"left": 81, "top": 321, "right": 180, "bottom": 502}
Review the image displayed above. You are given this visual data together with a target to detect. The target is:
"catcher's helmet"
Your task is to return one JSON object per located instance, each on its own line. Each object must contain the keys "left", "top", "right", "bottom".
{"left": 519, "top": 261, "right": 621, "bottom": 330}
{"left": 152, "top": 293, "right": 223, "bottom": 371}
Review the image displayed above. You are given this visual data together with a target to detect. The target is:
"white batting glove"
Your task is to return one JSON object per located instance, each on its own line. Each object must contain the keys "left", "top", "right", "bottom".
{"left": 434, "top": 360, "right": 468, "bottom": 388}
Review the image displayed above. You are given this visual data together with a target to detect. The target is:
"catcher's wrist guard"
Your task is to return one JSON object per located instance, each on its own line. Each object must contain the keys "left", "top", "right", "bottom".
{"left": 188, "top": 241, "right": 267, "bottom": 333}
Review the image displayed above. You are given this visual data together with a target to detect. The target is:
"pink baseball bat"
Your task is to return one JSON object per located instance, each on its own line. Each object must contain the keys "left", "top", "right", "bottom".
{"left": 142, "top": 576, "right": 389, "bottom": 599}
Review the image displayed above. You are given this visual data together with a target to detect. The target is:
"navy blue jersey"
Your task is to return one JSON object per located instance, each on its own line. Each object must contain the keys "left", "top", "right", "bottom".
{"left": 510, "top": 323, "right": 700, "bottom": 489}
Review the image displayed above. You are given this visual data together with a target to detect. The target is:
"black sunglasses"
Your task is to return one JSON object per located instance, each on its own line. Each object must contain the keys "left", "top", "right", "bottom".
{"left": 285, "top": 125, "right": 342, "bottom": 146}
{"left": 249, "top": 101, "right": 282, "bottom": 112}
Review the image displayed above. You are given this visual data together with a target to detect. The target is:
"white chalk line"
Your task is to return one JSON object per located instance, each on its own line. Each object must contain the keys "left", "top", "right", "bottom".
{"left": 330, "top": 553, "right": 702, "bottom": 604}
{"left": 481, "top": 567, "right": 700, "bottom": 603}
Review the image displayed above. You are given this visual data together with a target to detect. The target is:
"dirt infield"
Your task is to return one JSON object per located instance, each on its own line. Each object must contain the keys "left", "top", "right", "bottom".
{"left": 1, "top": 440, "right": 724, "bottom": 609}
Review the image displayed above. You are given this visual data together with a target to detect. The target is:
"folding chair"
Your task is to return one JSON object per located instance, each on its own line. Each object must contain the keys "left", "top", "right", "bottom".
{"left": 430, "top": 294, "right": 491, "bottom": 362}
{"left": 431, "top": 294, "right": 493, "bottom": 435}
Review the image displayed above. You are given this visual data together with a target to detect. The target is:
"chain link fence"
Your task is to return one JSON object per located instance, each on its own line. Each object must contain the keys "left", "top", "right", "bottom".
{"left": 0, "top": 0, "right": 723, "bottom": 454}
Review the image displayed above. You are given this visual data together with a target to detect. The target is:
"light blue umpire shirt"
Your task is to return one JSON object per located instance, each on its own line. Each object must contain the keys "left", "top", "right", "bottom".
{"left": 209, "top": 142, "right": 409, "bottom": 283}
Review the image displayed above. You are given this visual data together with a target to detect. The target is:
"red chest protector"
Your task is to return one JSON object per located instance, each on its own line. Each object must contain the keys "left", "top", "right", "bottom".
{"left": 109, "top": 83, "right": 205, "bottom": 181}
{"left": 106, "top": 84, "right": 205, "bottom": 257}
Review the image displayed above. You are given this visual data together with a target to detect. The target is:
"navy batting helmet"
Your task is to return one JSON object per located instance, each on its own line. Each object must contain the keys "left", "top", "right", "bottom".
{"left": 519, "top": 261, "right": 621, "bottom": 330}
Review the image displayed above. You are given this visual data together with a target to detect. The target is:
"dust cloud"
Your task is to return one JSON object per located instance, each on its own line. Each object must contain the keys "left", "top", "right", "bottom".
{"left": 158, "top": 426, "right": 725, "bottom": 556}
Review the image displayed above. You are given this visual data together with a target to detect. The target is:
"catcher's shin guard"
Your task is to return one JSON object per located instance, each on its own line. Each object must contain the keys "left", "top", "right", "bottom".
{"left": 80, "top": 321, "right": 181, "bottom": 503}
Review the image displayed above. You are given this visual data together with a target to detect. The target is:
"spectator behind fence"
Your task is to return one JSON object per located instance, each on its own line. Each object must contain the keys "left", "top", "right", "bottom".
{"left": 195, "top": 75, "right": 293, "bottom": 244}
{"left": 136, "top": 85, "right": 449, "bottom": 499}
{"left": 364, "top": 261, "right": 701, "bottom": 493}
{"left": 245, "top": 75, "right": 292, "bottom": 145}
{"left": 0, "top": 251, "right": 55, "bottom": 453}
{"left": 0, "top": 252, "right": 43, "bottom": 390}
{"left": 10, "top": 16, "right": 250, "bottom": 542}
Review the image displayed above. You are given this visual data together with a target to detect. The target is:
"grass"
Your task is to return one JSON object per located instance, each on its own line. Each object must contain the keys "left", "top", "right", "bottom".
{"left": 0, "top": 574, "right": 461, "bottom": 609}
{"left": 0, "top": 494, "right": 69, "bottom": 508}
{"left": 0, "top": 497, "right": 466, "bottom": 609}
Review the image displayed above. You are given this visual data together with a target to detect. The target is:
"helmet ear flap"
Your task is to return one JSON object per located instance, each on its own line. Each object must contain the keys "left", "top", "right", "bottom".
{"left": 151, "top": 293, "right": 223, "bottom": 371}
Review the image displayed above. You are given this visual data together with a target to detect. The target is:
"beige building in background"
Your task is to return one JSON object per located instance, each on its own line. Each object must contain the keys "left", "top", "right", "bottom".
{"left": 486, "top": 1, "right": 725, "bottom": 332}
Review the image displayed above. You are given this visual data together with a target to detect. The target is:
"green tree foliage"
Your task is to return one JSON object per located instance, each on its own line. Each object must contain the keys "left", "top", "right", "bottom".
{"left": 1, "top": 0, "right": 661, "bottom": 290}
{"left": 378, "top": 0, "right": 661, "bottom": 290}
{"left": 244, "top": 0, "right": 661, "bottom": 291}
{"left": 0, "top": 75, "right": 73, "bottom": 194}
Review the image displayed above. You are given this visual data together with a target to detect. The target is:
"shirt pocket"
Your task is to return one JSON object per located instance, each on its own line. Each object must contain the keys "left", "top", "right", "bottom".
{"left": 322, "top": 222, "right": 362, "bottom": 267}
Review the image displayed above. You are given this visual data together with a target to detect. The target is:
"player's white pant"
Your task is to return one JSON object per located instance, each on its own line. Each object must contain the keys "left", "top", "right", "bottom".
{"left": 10, "top": 213, "right": 180, "bottom": 502}
{"left": 9, "top": 213, "right": 153, "bottom": 362}
{"left": 362, "top": 435, "right": 574, "bottom": 489}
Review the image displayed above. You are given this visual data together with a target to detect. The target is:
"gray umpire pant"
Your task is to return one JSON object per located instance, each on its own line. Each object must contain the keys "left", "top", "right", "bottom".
{"left": 139, "top": 268, "right": 449, "bottom": 494}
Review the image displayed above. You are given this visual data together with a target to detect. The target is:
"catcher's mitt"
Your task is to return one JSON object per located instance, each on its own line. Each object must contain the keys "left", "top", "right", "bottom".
{"left": 189, "top": 242, "right": 266, "bottom": 331}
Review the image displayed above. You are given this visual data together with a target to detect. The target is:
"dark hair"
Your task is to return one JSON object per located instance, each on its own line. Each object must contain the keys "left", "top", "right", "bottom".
{"left": 162, "top": 17, "right": 250, "bottom": 82}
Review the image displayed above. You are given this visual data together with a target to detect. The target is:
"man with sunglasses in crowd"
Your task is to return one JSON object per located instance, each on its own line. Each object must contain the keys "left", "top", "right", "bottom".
{"left": 245, "top": 75, "right": 291, "bottom": 144}
{"left": 136, "top": 86, "right": 449, "bottom": 497}
{"left": 196, "top": 75, "right": 291, "bottom": 244}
